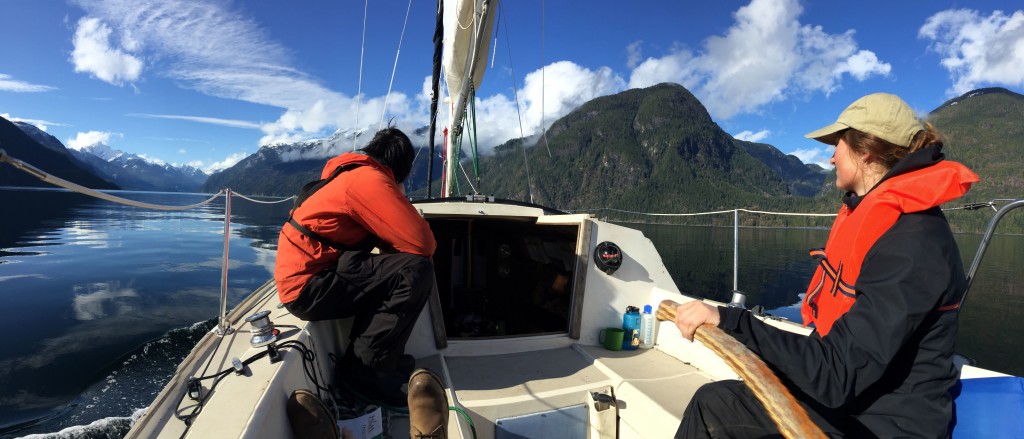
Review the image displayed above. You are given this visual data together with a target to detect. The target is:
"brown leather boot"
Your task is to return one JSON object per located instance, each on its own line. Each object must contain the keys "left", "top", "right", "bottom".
{"left": 286, "top": 389, "right": 340, "bottom": 439}
{"left": 407, "top": 369, "right": 449, "bottom": 439}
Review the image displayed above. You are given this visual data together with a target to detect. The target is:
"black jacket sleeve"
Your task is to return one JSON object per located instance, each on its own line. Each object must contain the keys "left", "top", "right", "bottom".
{"left": 716, "top": 214, "right": 958, "bottom": 408}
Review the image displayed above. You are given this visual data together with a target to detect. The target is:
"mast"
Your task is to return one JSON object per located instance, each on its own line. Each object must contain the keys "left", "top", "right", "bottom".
{"left": 442, "top": 0, "right": 498, "bottom": 197}
{"left": 427, "top": 0, "right": 444, "bottom": 198}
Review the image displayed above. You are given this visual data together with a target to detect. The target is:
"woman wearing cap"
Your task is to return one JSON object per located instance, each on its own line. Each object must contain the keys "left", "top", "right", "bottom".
{"left": 673, "top": 93, "right": 978, "bottom": 438}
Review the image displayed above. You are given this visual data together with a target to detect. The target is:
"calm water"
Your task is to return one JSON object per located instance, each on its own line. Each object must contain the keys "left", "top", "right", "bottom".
{"left": 0, "top": 188, "right": 290, "bottom": 438}
{"left": 0, "top": 188, "right": 1021, "bottom": 437}
{"left": 630, "top": 221, "right": 1024, "bottom": 379}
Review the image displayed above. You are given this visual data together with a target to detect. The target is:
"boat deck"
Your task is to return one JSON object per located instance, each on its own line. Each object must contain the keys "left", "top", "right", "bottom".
{"left": 430, "top": 344, "right": 714, "bottom": 439}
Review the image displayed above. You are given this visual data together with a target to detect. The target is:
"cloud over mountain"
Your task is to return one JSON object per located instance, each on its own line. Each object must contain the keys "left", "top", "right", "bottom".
{"left": 627, "top": 0, "right": 890, "bottom": 119}
{"left": 919, "top": 9, "right": 1024, "bottom": 95}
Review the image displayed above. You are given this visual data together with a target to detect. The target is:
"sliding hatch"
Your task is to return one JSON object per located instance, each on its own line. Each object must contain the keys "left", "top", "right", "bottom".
{"left": 426, "top": 214, "right": 590, "bottom": 339}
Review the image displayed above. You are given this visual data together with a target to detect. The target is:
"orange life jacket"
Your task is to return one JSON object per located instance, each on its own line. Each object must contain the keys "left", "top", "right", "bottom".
{"left": 801, "top": 161, "right": 978, "bottom": 336}
{"left": 274, "top": 153, "right": 436, "bottom": 304}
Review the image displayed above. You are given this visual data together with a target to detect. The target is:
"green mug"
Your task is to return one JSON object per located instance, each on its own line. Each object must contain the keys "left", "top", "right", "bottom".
{"left": 599, "top": 327, "right": 624, "bottom": 351}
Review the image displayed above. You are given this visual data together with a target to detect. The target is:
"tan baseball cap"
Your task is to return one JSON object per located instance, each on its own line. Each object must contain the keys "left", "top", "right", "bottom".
{"left": 804, "top": 93, "right": 923, "bottom": 147}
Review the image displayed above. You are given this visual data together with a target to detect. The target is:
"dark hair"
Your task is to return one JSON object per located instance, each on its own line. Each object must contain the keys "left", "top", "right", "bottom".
{"left": 840, "top": 122, "right": 944, "bottom": 169}
{"left": 360, "top": 127, "right": 415, "bottom": 184}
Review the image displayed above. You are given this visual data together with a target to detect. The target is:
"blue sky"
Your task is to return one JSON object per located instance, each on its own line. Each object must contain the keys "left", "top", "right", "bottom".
{"left": 2, "top": 0, "right": 1023, "bottom": 173}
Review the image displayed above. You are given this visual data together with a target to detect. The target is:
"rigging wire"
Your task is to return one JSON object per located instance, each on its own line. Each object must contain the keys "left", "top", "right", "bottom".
{"left": 379, "top": 0, "right": 415, "bottom": 129}
{"left": 459, "top": 159, "right": 479, "bottom": 194}
{"left": 353, "top": 0, "right": 370, "bottom": 150}
{"left": 469, "top": 88, "right": 481, "bottom": 191}
{"left": 539, "top": 0, "right": 551, "bottom": 158}
{"left": 499, "top": 3, "right": 535, "bottom": 204}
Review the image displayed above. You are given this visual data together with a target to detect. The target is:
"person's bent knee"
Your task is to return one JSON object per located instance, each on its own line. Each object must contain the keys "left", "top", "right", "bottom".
{"left": 405, "top": 255, "right": 434, "bottom": 281}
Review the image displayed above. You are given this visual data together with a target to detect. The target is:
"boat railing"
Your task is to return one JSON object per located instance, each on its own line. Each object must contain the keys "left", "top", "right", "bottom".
{"left": 572, "top": 200, "right": 1021, "bottom": 309}
{"left": 3, "top": 147, "right": 1020, "bottom": 327}
{"left": 961, "top": 199, "right": 1024, "bottom": 310}
{"left": 0, "top": 148, "right": 296, "bottom": 336}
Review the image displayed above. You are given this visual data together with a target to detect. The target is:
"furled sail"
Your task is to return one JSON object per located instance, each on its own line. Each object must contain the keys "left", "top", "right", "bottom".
{"left": 438, "top": 0, "right": 498, "bottom": 197}
{"left": 442, "top": 0, "right": 498, "bottom": 136}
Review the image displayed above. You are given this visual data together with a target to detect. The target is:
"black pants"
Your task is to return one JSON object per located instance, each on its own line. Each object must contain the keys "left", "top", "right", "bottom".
{"left": 676, "top": 380, "right": 868, "bottom": 439}
{"left": 285, "top": 251, "right": 435, "bottom": 372}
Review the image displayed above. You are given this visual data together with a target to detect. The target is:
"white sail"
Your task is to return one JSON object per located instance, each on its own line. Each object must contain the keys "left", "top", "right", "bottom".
{"left": 442, "top": 0, "right": 498, "bottom": 196}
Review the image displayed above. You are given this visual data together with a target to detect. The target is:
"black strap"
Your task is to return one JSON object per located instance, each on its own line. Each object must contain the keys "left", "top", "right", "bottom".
{"left": 293, "top": 164, "right": 358, "bottom": 210}
{"left": 288, "top": 218, "right": 350, "bottom": 251}
{"left": 287, "top": 163, "right": 366, "bottom": 251}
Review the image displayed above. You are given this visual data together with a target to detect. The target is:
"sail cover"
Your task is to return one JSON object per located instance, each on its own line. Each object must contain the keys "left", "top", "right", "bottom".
{"left": 442, "top": 0, "right": 498, "bottom": 125}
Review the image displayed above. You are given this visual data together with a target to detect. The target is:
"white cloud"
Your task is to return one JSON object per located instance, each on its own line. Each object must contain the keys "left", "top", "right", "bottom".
{"left": 733, "top": 129, "right": 771, "bottom": 142}
{"left": 0, "top": 73, "right": 57, "bottom": 93}
{"left": 467, "top": 61, "right": 626, "bottom": 152}
{"left": 67, "top": 0, "right": 632, "bottom": 153}
{"left": 178, "top": 148, "right": 187, "bottom": 154}
{"left": 130, "top": 113, "right": 261, "bottom": 129}
{"left": 70, "top": 17, "right": 143, "bottom": 86}
{"left": 204, "top": 151, "right": 249, "bottom": 173}
{"left": 70, "top": 0, "right": 378, "bottom": 145}
{"left": 628, "top": 0, "right": 890, "bottom": 119}
{"left": 626, "top": 41, "right": 643, "bottom": 69}
{"left": 0, "top": 113, "right": 64, "bottom": 131}
{"left": 791, "top": 147, "right": 833, "bottom": 169}
{"left": 66, "top": 131, "right": 120, "bottom": 150}
{"left": 919, "top": 9, "right": 1024, "bottom": 95}
{"left": 834, "top": 50, "right": 892, "bottom": 81}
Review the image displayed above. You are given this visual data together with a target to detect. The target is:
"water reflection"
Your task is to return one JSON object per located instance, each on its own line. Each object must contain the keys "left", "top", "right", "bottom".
{"left": 0, "top": 188, "right": 290, "bottom": 433}
{"left": 633, "top": 224, "right": 828, "bottom": 309}
{"left": 72, "top": 281, "right": 140, "bottom": 321}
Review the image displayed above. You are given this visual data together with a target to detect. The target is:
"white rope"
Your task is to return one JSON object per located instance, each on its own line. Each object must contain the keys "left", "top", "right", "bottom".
{"left": 232, "top": 192, "right": 296, "bottom": 204}
{"left": 458, "top": 160, "right": 479, "bottom": 194}
{"left": 575, "top": 202, "right": 1015, "bottom": 218}
{"left": 1, "top": 150, "right": 299, "bottom": 209}
{"left": 738, "top": 208, "right": 836, "bottom": 217}
{"left": 571, "top": 207, "right": 836, "bottom": 218}
{"left": 353, "top": 0, "right": 370, "bottom": 151}
{"left": 379, "top": 0, "right": 414, "bottom": 129}
{"left": 1, "top": 149, "right": 224, "bottom": 210}
{"left": 456, "top": 0, "right": 475, "bottom": 30}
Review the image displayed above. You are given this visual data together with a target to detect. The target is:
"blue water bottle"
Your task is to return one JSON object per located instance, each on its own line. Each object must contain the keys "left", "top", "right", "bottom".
{"left": 622, "top": 306, "right": 641, "bottom": 350}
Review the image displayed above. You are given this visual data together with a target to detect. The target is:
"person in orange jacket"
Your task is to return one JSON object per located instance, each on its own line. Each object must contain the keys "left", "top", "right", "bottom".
{"left": 673, "top": 93, "right": 978, "bottom": 438}
{"left": 275, "top": 127, "right": 436, "bottom": 407}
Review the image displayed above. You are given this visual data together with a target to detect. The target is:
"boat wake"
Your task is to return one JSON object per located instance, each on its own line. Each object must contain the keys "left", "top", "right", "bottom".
{"left": 15, "top": 409, "right": 144, "bottom": 439}
{"left": 2, "top": 320, "right": 216, "bottom": 439}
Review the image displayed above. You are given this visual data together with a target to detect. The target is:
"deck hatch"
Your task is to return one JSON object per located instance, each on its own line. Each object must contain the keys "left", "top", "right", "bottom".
{"left": 428, "top": 217, "right": 580, "bottom": 339}
{"left": 495, "top": 404, "right": 588, "bottom": 439}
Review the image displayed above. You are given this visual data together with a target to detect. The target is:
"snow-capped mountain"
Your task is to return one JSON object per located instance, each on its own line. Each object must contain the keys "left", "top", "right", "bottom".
{"left": 70, "top": 145, "right": 209, "bottom": 192}
{"left": 201, "top": 126, "right": 438, "bottom": 196}
{"left": 12, "top": 121, "right": 69, "bottom": 155}
{"left": 11, "top": 121, "right": 209, "bottom": 192}
{"left": 2, "top": 119, "right": 117, "bottom": 190}
{"left": 79, "top": 143, "right": 122, "bottom": 161}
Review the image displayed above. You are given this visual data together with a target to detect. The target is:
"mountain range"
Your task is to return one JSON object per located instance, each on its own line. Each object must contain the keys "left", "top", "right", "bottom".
{"left": 6, "top": 120, "right": 208, "bottom": 192}
{"left": 200, "top": 84, "right": 829, "bottom": 204}
{"left": 0, "top": 117, "right": 117, "bottom": 190}
{"left": 3, "top": 84, "right": 1021, "bottom": 234}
